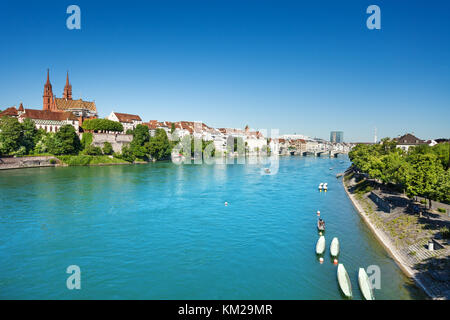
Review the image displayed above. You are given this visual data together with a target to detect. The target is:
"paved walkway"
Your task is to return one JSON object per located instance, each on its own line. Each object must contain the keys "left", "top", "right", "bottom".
{"left": 343, "top": 172, "right": 449, "bottom": 300}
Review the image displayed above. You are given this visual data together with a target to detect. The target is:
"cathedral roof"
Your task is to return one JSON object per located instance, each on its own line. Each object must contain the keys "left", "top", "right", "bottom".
{"left": 22, "top": 109, "right": 78, "bottom": 121}
{"left": 54, "top": 98, "right": 97, "bottom": 112}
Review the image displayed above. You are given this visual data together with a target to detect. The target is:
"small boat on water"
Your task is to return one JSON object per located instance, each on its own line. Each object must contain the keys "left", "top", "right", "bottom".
{"left": 358, "top": 268, "right": 375, "bottom": 300}
{"left": 330, "top": 237, "right": 339, "bottom": 256}
{"left": 316, "top": 235, "right": 325, "bottom": 255}
{"left": 337, "top": 264, "right": 352, "bottom": 298}
{"left": 264, "top": 168, "right": 271, "bottom": 174}
{"left": 318, "top": 183, "right": 323, "bottom": 191}
{"left": 317, "top": 218, "right": 325, "bottom": 232}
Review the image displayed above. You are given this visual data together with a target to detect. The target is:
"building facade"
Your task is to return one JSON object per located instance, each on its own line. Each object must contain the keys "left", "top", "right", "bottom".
{"left": 107, "top": 111, "right": 143, "bottom": 132}
{"left": 330, "top": 131, "right": 344, "bottom": 143}
{"left": 395, "top": 133, "right": 426, "bottom": 151}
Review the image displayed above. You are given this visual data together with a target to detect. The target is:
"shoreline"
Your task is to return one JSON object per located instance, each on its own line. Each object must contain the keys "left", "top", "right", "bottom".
{"left": 341, "top": 173, "right": 437, "bottom": 299}
{"left": 0, "top": 155, "right": 139, "bottom": 170}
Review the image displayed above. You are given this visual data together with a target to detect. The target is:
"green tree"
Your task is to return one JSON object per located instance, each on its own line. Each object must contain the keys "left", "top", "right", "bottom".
{"left": 102, "top": 142, "right": 113, "bottom": 155}
{"left": 119, "top": 145, "right": 135, "bottom": 162}
{"left": 147, "top": 128, "right": 172, "bottom": 160}
{"left": 432, "top": 142, "right": 450, "bottom": 169}
{"left": 81, "top": 132, "right": 93, "bottom": 149}
{"left": 0, "top": 116, "right": 22, "bottom": 154}
{"left": 34, "top": 132, "right": 56, "bottom": 154}
{"left": 381, "top": 152, "right": 410, "bottom": 188}
{"left": 405, "top": 153, "right": 443, "bottom": 207}
{"left": 20, "top": 118, "right": 38, "bottom": 154}
{"left": 132, "top": 124, "right": 150, "bottom": 146}
{"left": 50, "top": 125, "right": 82, "bottom": 155}
{"left": 82, "top": 119, "right": 123, "bottom": 132}
{"left": 432, "top": 169, "right": 450, "bottom": 204}
{"left": 129, "top": 124, "right": 151, "bottom": 160}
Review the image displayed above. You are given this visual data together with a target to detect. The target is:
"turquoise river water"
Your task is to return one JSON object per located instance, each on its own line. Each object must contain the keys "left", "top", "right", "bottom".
{"left": 0, "top": 156, "right": 425, "bottom": 299}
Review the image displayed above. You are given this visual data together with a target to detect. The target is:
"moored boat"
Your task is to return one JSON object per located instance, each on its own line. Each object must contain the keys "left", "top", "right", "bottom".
{"left": 317, "top": 218, "right": 325, "bottom": 232}
{"left": 358, "top": 268, "right": 375, "bottom": 300}
{"left": 316, "top": 235, "right": 325, "bottom": 255}
{"left": 330, "top": 237, "right": 339, "bottom": 256}
{"left": 337, "top": 264, "right": 352, "bottom": 298}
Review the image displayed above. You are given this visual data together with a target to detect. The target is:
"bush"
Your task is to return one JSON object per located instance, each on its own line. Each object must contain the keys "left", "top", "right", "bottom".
{"left": 103, "top": 142, "right": 113, "bottom": 155}
{"left": 118, "top": 145, "right": 135, "bottom": 163}
{"left": 12, "top": 146, "right": 27, "bottom": 156}
{"left": 437, "top": 208, "right": 446, "bottom": 214}
{"left": 57, "top": 155, "right": 129, "bottom": 166}
{"left": 440, "top": 227, "right": 450, "bottom": 239}
{"left": 82, "top": 145, "right": 103, "bottom": 156}
{"left": 49, "top": 159, "right": 57, "bottom": 165}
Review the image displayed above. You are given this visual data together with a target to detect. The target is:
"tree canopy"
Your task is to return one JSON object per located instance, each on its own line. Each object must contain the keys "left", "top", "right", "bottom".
{"left": 349, "top": 139, "right": 450, "bottom": 204}
{"left": 82, "top": 119, "right": 123, "bottom": 132}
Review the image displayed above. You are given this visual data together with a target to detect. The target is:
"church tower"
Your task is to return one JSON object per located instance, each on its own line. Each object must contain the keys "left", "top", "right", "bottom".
{"left": 43, "top": 69, "right": 54, "bottom": 110}
{"left": 62, "top": 71, "right": 72, "bottom": 100}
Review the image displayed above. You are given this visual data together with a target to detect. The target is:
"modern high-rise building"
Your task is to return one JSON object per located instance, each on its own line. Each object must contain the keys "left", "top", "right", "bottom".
{"left": 330, "top": 131, "right": 344, "bottom": 143}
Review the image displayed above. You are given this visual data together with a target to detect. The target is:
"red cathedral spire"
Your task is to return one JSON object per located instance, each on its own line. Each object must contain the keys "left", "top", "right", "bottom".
{"left": 43, "top": 69, "right": 55, "bottom": 111}
{"left": 63, "top": 71, "right": 72, "bottom": 100}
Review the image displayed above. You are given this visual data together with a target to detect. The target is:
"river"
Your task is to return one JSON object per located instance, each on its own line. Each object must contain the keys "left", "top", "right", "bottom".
{"left": 0, "top": 156, "right": 425, "bottom": 299}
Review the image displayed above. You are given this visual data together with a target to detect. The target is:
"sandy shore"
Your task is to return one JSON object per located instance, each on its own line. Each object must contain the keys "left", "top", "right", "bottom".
{"left": 342, "top": 177, "right": 438, "bottom": 299}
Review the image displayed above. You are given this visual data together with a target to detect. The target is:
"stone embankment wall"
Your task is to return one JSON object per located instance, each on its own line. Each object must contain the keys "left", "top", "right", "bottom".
{"left": 88, "top": 133, "right": 133, "bottom": 153}
{"left": 0, "top": 156, "right": 58, "bottom": 170}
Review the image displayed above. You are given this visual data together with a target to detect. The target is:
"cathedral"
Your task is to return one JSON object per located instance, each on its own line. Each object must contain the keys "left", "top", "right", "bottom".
{"left": 42, "top": 69, "right": 97, "bottom": 120}
{"left": 0, "top": 70, "right": 98, "bottom": 133}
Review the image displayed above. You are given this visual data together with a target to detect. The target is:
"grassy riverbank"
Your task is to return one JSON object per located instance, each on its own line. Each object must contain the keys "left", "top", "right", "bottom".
{"left": 343, "top": 168, "right": 450, "bottom": 300}
{"left": 57, "top": 155, "right": 131, "bottom": 166}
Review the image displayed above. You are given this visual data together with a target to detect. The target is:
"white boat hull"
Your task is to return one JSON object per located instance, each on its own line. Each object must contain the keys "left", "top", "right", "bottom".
{"left": 316, "top": 236, "right": 325, "bottom": 255}
{"left": 330, "top": 237, "right": 339, "bottom": 256}
{"left": 358, "top": 268, "right": 375, "bottom": 300}
{"left": 337, "top": 264, "right": 352, "bottom": 298}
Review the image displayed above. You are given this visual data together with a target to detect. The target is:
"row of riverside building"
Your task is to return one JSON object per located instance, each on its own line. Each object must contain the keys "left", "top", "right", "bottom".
{"left": 0, "top": 70, "right": 270, "bottom": 154}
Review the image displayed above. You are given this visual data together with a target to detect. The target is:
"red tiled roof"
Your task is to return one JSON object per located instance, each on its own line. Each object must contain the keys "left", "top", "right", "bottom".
{"left": 21, "top": 109, "right": 78, "bottom": 121}
{"left": 113, "top": 112, "right": 142, "bottom": 123}
{"left": 142, "top": 120, "right": 159, "bottom": 130}
{"left": 0, "top": 107, "right": 19, "bottom": 117}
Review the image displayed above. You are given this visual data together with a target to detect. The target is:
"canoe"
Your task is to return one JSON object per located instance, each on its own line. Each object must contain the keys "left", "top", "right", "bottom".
{"left": 337, "top": 264, "right": 352, "bottom": 298}
{"left": 316, "top": 236, "right": 325, "bottom": 255}
{"left": 358, "top": 268, "right": 375, "bottom": 300}
{"left": 330, "top": 237, "right": 339, "bottom": 256}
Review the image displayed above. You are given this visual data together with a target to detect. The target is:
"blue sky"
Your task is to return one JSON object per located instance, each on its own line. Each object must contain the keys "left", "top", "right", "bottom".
{"left": 0, "top": 0, "right": 449, "bottom": 141}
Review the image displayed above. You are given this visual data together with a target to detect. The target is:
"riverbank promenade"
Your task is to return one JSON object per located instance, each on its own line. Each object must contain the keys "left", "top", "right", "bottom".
{"left": 343, "top": 169, "right": 450, "bottom": 299}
